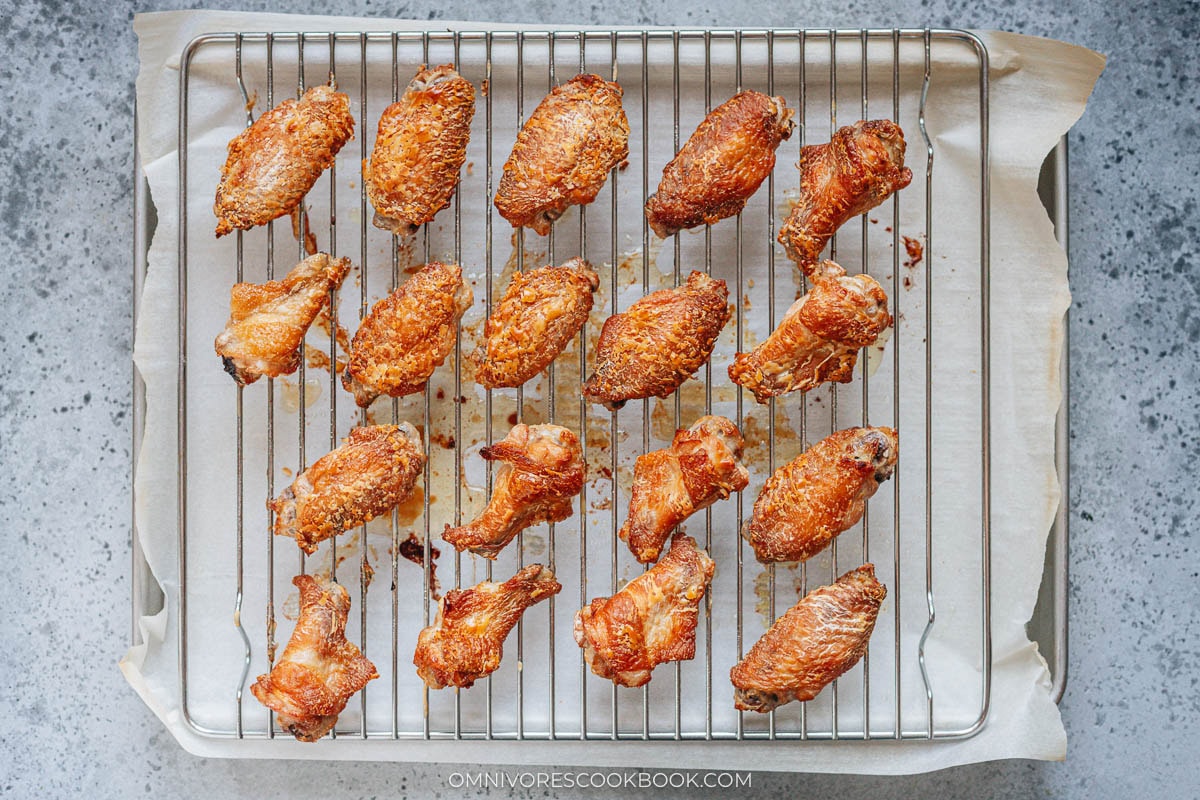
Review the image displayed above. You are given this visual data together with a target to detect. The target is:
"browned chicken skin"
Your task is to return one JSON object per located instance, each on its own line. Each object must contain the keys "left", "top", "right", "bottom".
{"left": 473, "top": 258, "right": 599, "bottom": 388}
{"left": 250, "top": 575, "right": 378, "bottom": 740}
{"left": 414, "top": 564, "right": 562, "bottom": 689}
{"left": 645, "top": 90, "right": 794, "bottom": 238}
{"left": 443, "top": 424, "right": 584, "bottom": 559}
{"left": 745, "top": 427, "right": 898, "bottom": 564}
{"left": 619, "top": 415, "right": 749, "bottom": 564}
{"left": 731, "top": 564, "right": 886, "bottom": 712}
{"left": 364, "top": 64, "right": 476, "bottom": 236}
{"left": 582, "top": 271, "right": 731, "bottom": 410}
{"left": 214, "top": 84, "right": 355, "bottom": 237}
{"left": 494, "top": 73, "right": 630, "bottom": 235}
{"left": 270, "top": 423, "right": 425, "bottom": 555}
{"left": 729, "top": 261, "right": 891, "bottom": 403}
{"left": 779, "top": 119, "right": 913, "bottom": 275}
{"left": 342, "top": 262, "right": 473, "bottom": 407}
{"left": 575, "top": 533, "right": 715, "bottom": 687}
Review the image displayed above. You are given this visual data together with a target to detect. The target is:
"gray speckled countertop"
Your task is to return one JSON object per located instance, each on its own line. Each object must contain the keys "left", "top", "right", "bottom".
{"left": 1, "top": 1, "right": 1197, "bottom": 797}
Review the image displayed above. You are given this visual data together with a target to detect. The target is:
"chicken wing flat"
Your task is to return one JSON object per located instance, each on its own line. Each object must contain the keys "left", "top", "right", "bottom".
{"left": 443, "top": 424, "right": 584, "bottom": 559}
{"left": 364, "top": 64, "right": 476, "bottom": 236}
{"left": 342, "top": 261, "right": 473, "bottom": 407}
{"left": 270, "top": 423, "right": 425, "bottom": 555}
{"left": 731, "top": 564, "right": 886, "bottom": 712}
{"left": 582, "top": 271, "right": 731, "bottom": 410}
{"left": 214, "top": 84, "right": 355, "bottom": 237}
{"left": 575, "top": 533, "right": 715, "bottom": 687}
{"left": 729, "top": 260, "right": 891, "bottom": 403}
{"left": 778, "top": 119, "right": 913, "bottom": 275}
{"left": 494, "top": 73, "right": 630, "bottom": 235}
{"left": 414, "top": 564, "right": 561, "bottom": 689}
{"left": 250, "top": 575, "right": 378, "bottom": 740}
{"left": 473, "top": 257, "right": 599, "bottom": 389}
{"left": 645, "top": 91, "right": 794, "bottom": 238}
{"left": 619, "top": 415, "right": 749, "bottom": 564}
{"left": 745, "top": 426, "right": 898, "bottom": 564}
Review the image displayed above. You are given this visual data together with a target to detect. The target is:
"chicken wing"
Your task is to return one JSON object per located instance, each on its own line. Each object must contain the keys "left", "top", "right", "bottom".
{"left": 270, "top": 423, "right": 425, "bottom": 555}
{"left": 494, "top": 73, "right": 630, "bottom": 235}
{"left": 582, "top": 270, "right": 731, "bottom": 410}
{"left": 729, "top": 260, "right": 891, "bottom": 403}
{"left": 250, "top": 575, "right": 378, "bottom": 740}
{"left": 778, "top": 119, "right": 913, "bottom": 275}
{"left": 473, "top": 257, "right": 599, "bottom": 389}
{"left": 414, "top": 564, "right": 561, "bottom": 689}
{"left": 744, "top": 426, "right": 898, "bottom": 564}
{"left": 214, "top": 84, "right": 355, "bottom": 237}
{"left": 575, "top": 533, "right": 715, "bottom": 687}
{"left": 619, "top": 415, "right": 749, "bottom": 564}
{"left": 645, "top": 90, "right": 794, "bottom": 238}
{"left": 364, "top": 64, "right": 476, "bottom": 236}
{"left": 730, "top": 564, "right": 886, "bottom": 712}
{"left": 342, "top": 261, "right": 473, "bottom": 407}
{"left": 443, "top": 423, "right": 584, "bottom": 559}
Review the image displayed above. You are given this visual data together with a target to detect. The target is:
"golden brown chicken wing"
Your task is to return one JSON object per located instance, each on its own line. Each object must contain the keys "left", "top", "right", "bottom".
{"left": 494, "top": 73, "right": 629, "bottom": 235}
{"left": 778, "top": 119, "right": 913, "bottom": 275}
{"left": 414, "top": 564, "right": 562, "bottom": 689}
{"left": 744, "top": 427, "right": 898, "bottom": 564}
{"left": 619, "top": 415, "right": 749, "bottom": 564}
{"left": 645, "top": 90, "right": 794, "bottom": 238}
{"left": 342, "top": 262, "right": 473, "bottom": 407}
{"left": 575, "top": 533, "right": 715, "bottom": 687}
{"left": 582, "top": 271, "right": 731, "bottom": 410}
{"left": 729, "top": 261, "right": 891, "bottom": 403}
{"left": 443, "top": 423, "right": 584, "bottom": 559}
{"left": 214, "top": 84, "right": 355, "bottom": 237}
{"left": 364, "top": 64, "right": 476, "bottom": 236}
{"left": 270, "top": 423, "right": 425, "bottom": 555}
{"left": 730, "top": 564, "right": 886, "bottom": 712}
{"left": 250, "top": 575, "right": 378, "bottom": 740}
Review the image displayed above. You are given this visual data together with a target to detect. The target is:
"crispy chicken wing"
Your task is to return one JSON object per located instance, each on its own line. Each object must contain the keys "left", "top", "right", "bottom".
{"left": 645, "top": 90, "right": 794, "bottom": 238}
{"left": 729, "top": 261, "right": 891, "bottom": 403}
{"left": 778, "top": 119, "right": 913, "bottom": 275}
{"left": 582, "top": 271, "right": 731, "bottom": 410}
{"left": 250, "top": 575, "right": 378, "bottom": 740}
{"left": 270, "top": 423, "right": 425, "bottom": 555}
{"left": 364, "top": 64, "right": 476, "bottom": 236}
{"left": 494, "top": 73, "right": 630, "bottom": 235}
{"left": 214, "top": 84, "right": 355, "bottom": 237}
{"left": 342, "top": 262, "right": 473, "bottom": 407}
{"left": 575, "top": 533, "right": 715, "bottom": 687}
{"left": 619, "top": 415, "right": 749, "bottom": 563}
{"left": 745, "top": 427, "right": 898, "bottom": 564}
{"left": 414, "top": 564, "right": 561, "bottom": 689}
{"left": 731, "top": 564, "right": 886, "bottom": 712}
{"left": 443, "top": 424, "right": 584, "bottom": 559}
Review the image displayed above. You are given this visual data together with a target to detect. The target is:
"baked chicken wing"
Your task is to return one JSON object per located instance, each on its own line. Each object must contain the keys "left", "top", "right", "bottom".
{"left": 250, "top": 575, "right": 378, "bottom": 740}
{"left": 270, "top": 423, "right": 425, "bottom": 555}
{"left": 575, "top": 533, "right": 715, "bottom": 687}
{"left": 443, "top": 424, "right": 584, "bottom": 559}
{"left": 619, "top": 415, "right": 749, "bottom": 563}
{"left": 778, "top": 119, "right": 913, "bottom": 275}
{"left": 582, "top": 271, "right": 731, "bottom": 410}
{"left": 414, "top": 564, "right": 562, "bottom": 689}
{"left": 494, "top": 73, "right": 630, "bottom": 235}
{"left": 744, "top": 426, "right": 898, "bottom": 564}
{"left": 731, "top": 564, "right": 886, "bottom": 712}
{"left": 364, "top": 64, "right": 476, "bottom": 236}
{"left": 342, "top": 261, "right": 473, "bottom": 407}
{"left": 645, "top": 90, "right": 794, "bottom": 238}
{"left": 729, "top": 260, "right": 891, "bottom": 403}
{"left": 214, "top": 84, "right": 355, "bottom": 237}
